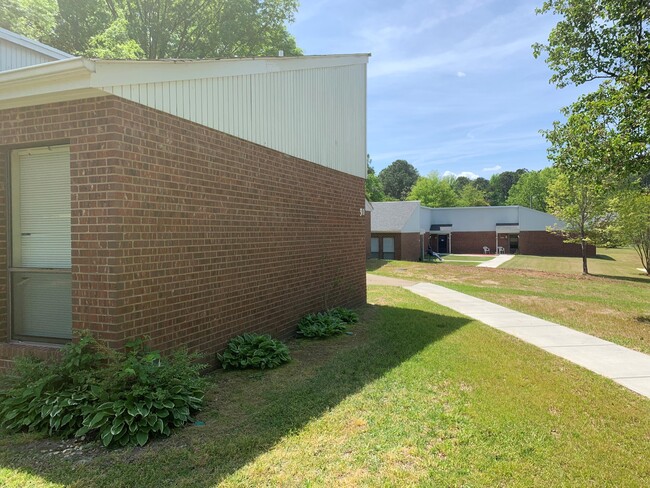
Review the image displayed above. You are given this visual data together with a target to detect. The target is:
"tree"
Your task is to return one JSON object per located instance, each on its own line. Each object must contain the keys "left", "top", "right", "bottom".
{"left": 547, "top": 170, "right": 610, "bottom": 274}
{"left": 3, "top": 0, "right": 301, "bottom": 59}
{"left": 506, "top": 167, "right": 556, "bottom": 211}
{"left": 365, "top": 160, "right": 386, "bottom": 202}
{"left": 378, "top": 160, "right": 419, "bottom": 201}
{"left": 407, "top": 172, "right": 458, "bottom": 208}
{"left": 0, "top": 0, "right": 58, "bottom": 42}
{"left": 487, "top": 170, "right": 526, "bottom": 206}
{"left": 609, "top": 189, "right": 650, "bottom": 274}
{"left": 457, "top": 184, "right": 489, "bottom": 207}
{"left": 534, "top": 0, "right": 650, "bottom": 176}
{"left": 84, "top": 18, "right": 144, "bottom": 59}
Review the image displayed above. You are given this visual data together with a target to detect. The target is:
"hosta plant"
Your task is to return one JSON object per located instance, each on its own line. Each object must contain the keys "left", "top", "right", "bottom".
{"left": 218, "top": 334, "right": 291, "bottom": 370}
{"left": 297, "top": 312, "right": 347, "bottom": 338}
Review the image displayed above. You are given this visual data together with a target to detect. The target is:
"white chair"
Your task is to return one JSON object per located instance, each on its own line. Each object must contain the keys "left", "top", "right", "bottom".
{"left": 497, "top": 246, "right": 505, "bottom": 255}
{"left": 483, "top": 246, "right": 490, "bottom": 254}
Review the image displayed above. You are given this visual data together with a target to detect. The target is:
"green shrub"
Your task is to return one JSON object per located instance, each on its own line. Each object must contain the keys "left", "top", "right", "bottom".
{"left": 0, "top": 334, "right": 207, "bottom": 448}
{"left": 297, "top": 312, "right": 347, "bottom": 338}
{"left": 218, "top": 334, "right": 290, "bottom": 370}
{"left": 328, "top": 307, "right": 359, "bottom": 324}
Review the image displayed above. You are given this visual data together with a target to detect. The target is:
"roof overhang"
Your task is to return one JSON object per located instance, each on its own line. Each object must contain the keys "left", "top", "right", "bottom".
{"left": 0, "top": 27, "right": 73, "bottom": 60}
{"left": 0, "top": 54, "right": 371, "bottom": 110}
{"left": 496, "top": 224, "right": 520, "bottom": 233}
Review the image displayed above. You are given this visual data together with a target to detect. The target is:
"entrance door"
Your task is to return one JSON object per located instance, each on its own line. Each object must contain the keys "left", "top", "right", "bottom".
{"left": 509, "top": 234, "right": 519, "bottom": 254}
{"left": 10, "top": 146, "right": 72, "bottom": 343}
{"left": 438, "top": 234, "right": 448, "bottom": 254}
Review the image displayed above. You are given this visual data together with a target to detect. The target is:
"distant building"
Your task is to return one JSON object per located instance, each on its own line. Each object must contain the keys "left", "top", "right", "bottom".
{"left": 369, "top": 201, "right": 595, "bottom": 260}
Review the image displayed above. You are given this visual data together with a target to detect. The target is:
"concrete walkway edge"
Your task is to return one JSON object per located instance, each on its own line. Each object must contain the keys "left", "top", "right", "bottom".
{"left": 403, "top": 282, "right": 650, "bottom": 399}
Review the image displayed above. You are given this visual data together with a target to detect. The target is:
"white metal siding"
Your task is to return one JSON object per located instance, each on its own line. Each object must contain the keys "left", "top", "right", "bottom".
{"left": 0, "top": 39, "right": 56, "bottom": 72}
{"left": 101, "top": 64, "right": 367, "bottom": 178}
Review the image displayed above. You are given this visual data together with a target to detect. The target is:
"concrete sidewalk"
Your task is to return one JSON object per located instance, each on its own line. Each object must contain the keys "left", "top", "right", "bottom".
{"left": 404, "top": 282, "right": 650, "bottom": 398}
{"left": 477, "top": 254, "right": 515, "bottom": 268}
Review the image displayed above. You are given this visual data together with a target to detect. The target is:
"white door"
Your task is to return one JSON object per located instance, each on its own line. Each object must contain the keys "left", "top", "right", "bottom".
{"left": 11, "top": 146, "right": 72, "bottom": 342}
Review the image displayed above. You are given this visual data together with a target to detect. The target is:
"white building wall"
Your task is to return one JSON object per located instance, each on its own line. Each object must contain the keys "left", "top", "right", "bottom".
{"left": 519, "top": 207, "right": 563, "bottom": 230}
{"left": 101, "top": 63, "right": 367, "bottom": 178}
{"left": 427, "top": 206, "right": 520, "bottom": 231}
{"left": 0, "top": 39, "right": 55, "bottom": 72}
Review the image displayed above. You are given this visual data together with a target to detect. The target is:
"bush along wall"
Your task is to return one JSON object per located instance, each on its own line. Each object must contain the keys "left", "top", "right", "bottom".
{"left": 0, "top": 334, "right": 207, "bottom": 448}
{"left": 218, "top": 334, "right": 291, "bottom": 370}
{"left": 297, "top": 307, "right": 359, "bottom": 338}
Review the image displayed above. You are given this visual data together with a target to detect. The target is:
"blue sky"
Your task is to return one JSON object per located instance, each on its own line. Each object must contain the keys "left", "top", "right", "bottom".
{"left": 289, "top": 0, "right": 585, "bottom": 179}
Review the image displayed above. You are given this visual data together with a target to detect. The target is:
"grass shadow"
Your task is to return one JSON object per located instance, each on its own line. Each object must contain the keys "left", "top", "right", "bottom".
{"left": 366, "top": 258, "right": 390, "bottom": 271}
{"left": 0, "top": 300, "right": 471, "bottom": 487}
{"left": 591, "top": 273, "right": 650, "bottom": 285}
{"left": 594, "top": 254, "right": 616, "bottom": 261}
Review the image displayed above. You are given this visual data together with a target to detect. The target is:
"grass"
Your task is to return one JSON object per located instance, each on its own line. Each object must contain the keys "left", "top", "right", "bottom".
{"left": 368, "top": 248, "right": 650, "bottom": 354}
{"left": 1, "top": 288, "right": 649, "bottom": 487}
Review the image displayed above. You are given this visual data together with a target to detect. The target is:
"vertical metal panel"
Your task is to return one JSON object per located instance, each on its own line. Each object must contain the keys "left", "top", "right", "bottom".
{"left": 0, "top": 39, "right": 56, "bottom": 72}
{"left": 100, "top": 63, "right": 367, "bottom": 178}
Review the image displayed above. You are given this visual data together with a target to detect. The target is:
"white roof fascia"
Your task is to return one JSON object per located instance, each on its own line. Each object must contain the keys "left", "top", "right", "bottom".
{"left": 0, "top": 27, "right": 73, "bottom": 60}
{"left": 0, "top": 54, "right": 370, "bottom": 109}
{"left": 90, "top": 54, "right": 370, "bottom": 86}
{"left": 0, "top": 58, "right": 103, "bottom": 109}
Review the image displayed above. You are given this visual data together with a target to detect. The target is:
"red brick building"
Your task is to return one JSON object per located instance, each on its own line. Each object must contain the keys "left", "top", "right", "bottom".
{"left": 0, "top": 28, "right": 369, "bottom": 367}
{"left": 370, "top": 201, "right": 595, "bottom": 260}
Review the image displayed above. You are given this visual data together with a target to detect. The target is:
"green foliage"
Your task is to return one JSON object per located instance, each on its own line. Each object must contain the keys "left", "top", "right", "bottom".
{"left": 535, "top": 0, "right": 650, "bottom": 176}
{"left": 506, "top": 167, "right": 556, "bottom": 212}
{"left": 327, "top": 307, "right": 359, "bottom": 324}
{"left": 5, "top": 0, "right": 301, "bottom": 60}
{"left": 609, "top": 189, "right": 650, "bottom": 274}
{"left": 0, "top": 334, "right": 206, "bottom": 448}
{"left": 218, "top": 334, "right": 291, "bottom": 370}
{"left": 487, "top": 170, "right": 527, "bottom": 206}
{"left": 378, "top": 160, "right": 420, "bottom": 200}
{"left": 84, "top": 18, "right": 144, "bottom": 59}
{"left": 408, "top": 172, "right": 458, "bottom": 208}
{"left": 297, "top": 313, "right": 348, "bottom": 338}
{"left": 546, "top": 170, "right": 611, "bottom": 274}
{"left": 457, "top": 184, "right": 489, "bottom": 207}
{"left": 0, "top": 0, "right": 58, "bottom": 42}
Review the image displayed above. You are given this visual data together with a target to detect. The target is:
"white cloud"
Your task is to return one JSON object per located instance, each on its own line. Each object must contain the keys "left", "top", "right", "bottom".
{"left": 483, "top": 165, "right": 502, "bottom": 172}
{"left": 456, "top": 71, "right": 467, "bottom": 77}
{"left": 443, "top": 170, "right": 479, "bottom": 180}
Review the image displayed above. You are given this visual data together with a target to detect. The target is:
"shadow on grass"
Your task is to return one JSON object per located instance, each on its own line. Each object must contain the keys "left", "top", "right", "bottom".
{"left": 0, "top": 301, "right": 471, "bottom": 487}
{"left": 366, "top": 258, "right": 390, "bottom": 272}
{"left": 594, "top": 254, "right": 616, "bottom": 261}
{"left": 591, "top": 273, "right": 650, "bottom": 285}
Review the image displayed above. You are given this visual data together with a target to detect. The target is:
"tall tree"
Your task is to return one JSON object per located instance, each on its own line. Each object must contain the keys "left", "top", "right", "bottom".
{"left": 487, "top": 170, "right": 526, "bottom": 206}
{"left": 457, "top": 184, "right": 488, "bottom": 207}
{"left": 609, "top": 189, "right": 650, "bottom": 274}
{"left": 506, "top": 167, "right": 556, "bottom": 211}
{"left": 547, "top": 171, "right": 610, "bottom": 275}
{"left": 3, "top": 0, "right": 301, "bottom": 59}
{"left": 534, "top": 0, "right": 650, "bottom": 176}
{"left": 407, "top": 172, "right": 458, "bottom": 208}
{"left": 378, "top": 160, "right": 419, "bottom": 201}
{"left": 365, "top": 160, "right": 386, "bottom": 202}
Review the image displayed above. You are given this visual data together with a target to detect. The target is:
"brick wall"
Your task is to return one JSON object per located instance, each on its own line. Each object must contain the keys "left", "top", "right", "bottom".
{"left": 520, "top": 231, "right": 596, "bottom": 257}
{"left": 400, "top": 233, "right": 421, "bottom": 261}
{"left": 451, "top": 232, "right": 496, "bottom": 254}
{"left": 0, "top": 96, "right": 367, "bottom": 366}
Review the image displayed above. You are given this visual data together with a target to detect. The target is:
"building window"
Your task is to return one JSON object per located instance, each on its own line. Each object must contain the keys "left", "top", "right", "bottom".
{"left": 382, "top": 237, "right": 395, "bottom": 259}
{"left": 370, "top": 237, "right": 379, "bottom": 258}
{"left": 10, "top": 146, "right": 72, "bottom": 343}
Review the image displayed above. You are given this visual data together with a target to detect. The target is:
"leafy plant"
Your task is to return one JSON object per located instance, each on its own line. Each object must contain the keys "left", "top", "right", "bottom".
{"left": 297, "top": 313, "right": 347, "bottom": 338}
{"left": 0, "top": 334, "right": 207, "bottom": 448}
{"left": 218, "top": 334, "right": 290, "bottom": 370}
{"left": 328, "top": 307, "right": 359, "bottom": 325}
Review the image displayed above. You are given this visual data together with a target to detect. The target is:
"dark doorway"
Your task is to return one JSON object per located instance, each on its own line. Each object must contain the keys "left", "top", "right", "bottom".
{"left": 438, "top": 234, "right": 448, "bottom": 254}
{"left": 509, "top": 234, "right": 519, "bottom": 254}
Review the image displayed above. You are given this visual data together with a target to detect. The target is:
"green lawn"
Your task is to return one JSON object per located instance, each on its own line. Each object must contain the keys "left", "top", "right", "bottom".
{"left": 500, "top": 248, "right": 648, "bottom": 279}
{"left": 368, "top": 249, "right": 650, "bottom": 354}
{"left": 1, "top": 288, "right": 649, "bottom": 487}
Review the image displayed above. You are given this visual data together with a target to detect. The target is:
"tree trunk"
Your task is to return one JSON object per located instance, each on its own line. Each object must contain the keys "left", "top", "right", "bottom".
{"left": 581, "top": 240, "right": 589, "bottom": 275}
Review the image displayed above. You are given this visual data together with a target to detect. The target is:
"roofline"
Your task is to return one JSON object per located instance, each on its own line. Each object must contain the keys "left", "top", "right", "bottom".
{"left": 0, "top": 27, "right": 73, "bottom": 60}
{"left": 0, "top": 54, "right": 370, "bottom": 109}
